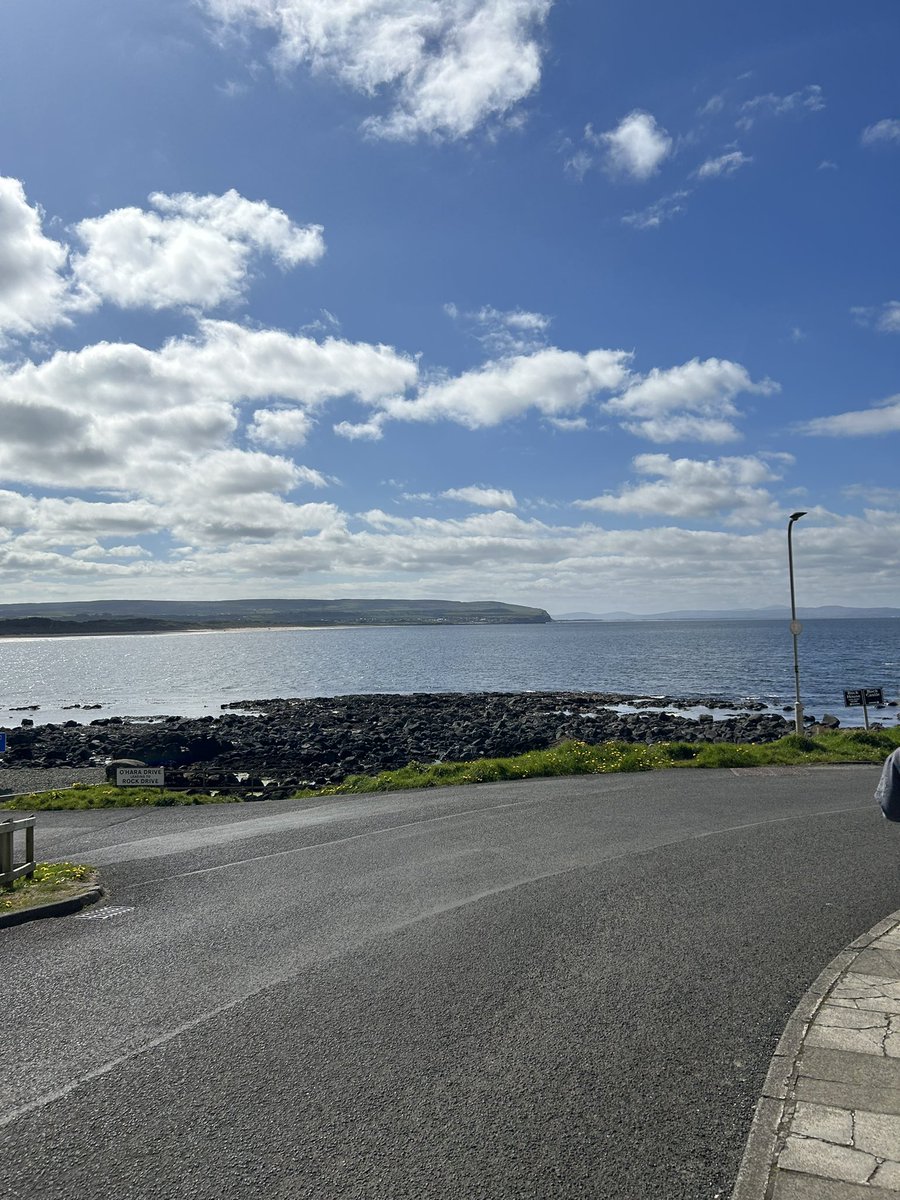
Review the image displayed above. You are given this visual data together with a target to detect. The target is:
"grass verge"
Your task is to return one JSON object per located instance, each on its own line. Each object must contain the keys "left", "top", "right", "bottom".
{"left": 2, "top": 727, "right": 898, "bottom": 810}
{"left": 292, "top": 727, "right": 900, "bottom": 798}
{"left": 2, "top": 861, "right": 98, "bottom": 914}
{"left": 0, "top": 784, "right": 236, "bottom": 811}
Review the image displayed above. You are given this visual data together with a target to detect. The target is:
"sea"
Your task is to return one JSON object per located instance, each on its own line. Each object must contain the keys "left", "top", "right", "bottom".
{"left": 0, "top": 617, "right": 897, "bottom": 729}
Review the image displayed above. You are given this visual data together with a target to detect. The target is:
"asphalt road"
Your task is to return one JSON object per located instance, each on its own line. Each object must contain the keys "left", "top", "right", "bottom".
{"left": 2, "top": 766, "right": 899, "bottom": 1199}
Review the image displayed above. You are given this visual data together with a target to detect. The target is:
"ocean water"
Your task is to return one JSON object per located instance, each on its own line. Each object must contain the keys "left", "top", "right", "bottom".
{"left": 0, "top": 618, "right": 897, "bottom": 727}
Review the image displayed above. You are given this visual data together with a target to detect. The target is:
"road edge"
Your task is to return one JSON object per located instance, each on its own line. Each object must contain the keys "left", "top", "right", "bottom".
{"left": 729, "top": 905, "right": 900, "bottom": 1199}
{"left": 0, "top": 885, "right": 104, "bottom": 930}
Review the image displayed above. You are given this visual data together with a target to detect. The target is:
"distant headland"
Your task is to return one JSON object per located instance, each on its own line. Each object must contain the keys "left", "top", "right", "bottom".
{"left": 0, "top": 598, "right": 552, "bottom": 638}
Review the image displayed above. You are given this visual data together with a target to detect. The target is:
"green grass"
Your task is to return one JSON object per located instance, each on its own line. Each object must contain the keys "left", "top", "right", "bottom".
{"left": 1, "top": 860, "right": 97, "bottom": 914}
{"left": 292, "top": 727, "right": 900, "bottom": 798}
{"left": 0, "top": 783, "right": 236, "bottom": 811}
{"left": 2, "top": 727, "right": 898, "bottom": 810}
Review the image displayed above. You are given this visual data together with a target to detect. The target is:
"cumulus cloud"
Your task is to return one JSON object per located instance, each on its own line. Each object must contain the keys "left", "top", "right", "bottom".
{"left": 0, "top": 180, "right": 326, "bottom": 333}
{"left": 202, "top": 0, "right": 553, "bottom": 140}
{"left": 0, "top": 319, "right": 417, "bottom": 489}
{"left": 442, "top": 485, "right": 517, "bottom": 508}
{"left": 800, "top": 394, "right": 900, "bottom": 437}
{"left": 602, "top": 357, "right": 778, "bottom": 443}
{"left": 574, "top": 453, "right": 786, "bottom": 523}
{"left": 71, "top": 189, "right": 324, "bottom": 311}
{"left": 248, "top": 407, "right": 315, "bottom": 448}
{"left": 381, "top": 347, "right": 631, "bottom": 427}
{"left": 0, "top": 493, "right": 164, "bottom": 543}
{"left": 593, "top": 111, "right": 673, "bottom": 180}
{"left": 861, "top": 118, "right": 900, "bottom": 147}
{"left": 333, "top": 415, "right": 386, "bottom": 441}
{"left": 0, "top": 177, "right": 70, "bottom": 338}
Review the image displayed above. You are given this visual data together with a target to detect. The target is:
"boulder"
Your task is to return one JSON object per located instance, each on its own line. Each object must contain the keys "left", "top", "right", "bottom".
{"left": 105, "top": 757, "right": 148, "bottom": 782}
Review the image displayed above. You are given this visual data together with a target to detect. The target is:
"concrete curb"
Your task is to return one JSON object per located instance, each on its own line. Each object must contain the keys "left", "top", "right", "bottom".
{"left": 0, "top": 885, "right": 104, "bottom": 930}
{"left": 730, "top": 906, "right": 900, "bottom": 1199}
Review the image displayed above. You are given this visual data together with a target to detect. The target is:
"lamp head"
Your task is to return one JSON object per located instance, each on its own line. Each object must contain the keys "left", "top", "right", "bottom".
{"left": 789, "top": 511, "right": 807, "bottom": 523}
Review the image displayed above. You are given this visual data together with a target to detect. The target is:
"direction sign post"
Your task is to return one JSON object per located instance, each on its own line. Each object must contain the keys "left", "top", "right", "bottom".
{"left": 116, "top": 766, "right": 165, "bottom": 788}
{"left": 842, "top": 687, "right": 885, "bottom": 731}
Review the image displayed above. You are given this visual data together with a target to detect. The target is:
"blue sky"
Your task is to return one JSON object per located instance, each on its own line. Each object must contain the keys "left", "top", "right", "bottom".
{"left": 0, "top": 0, "right": 898, "bottom": 613}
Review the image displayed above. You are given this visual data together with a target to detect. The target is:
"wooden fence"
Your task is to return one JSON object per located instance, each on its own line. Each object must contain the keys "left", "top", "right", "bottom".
{"left": 0, "top": 815, "right": 35, "bottom": 886}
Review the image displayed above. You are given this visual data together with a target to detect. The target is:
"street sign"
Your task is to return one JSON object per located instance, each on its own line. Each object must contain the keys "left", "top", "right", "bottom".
{"left": 0, "top": 733, "right": 5, "bottom": 753}
{"left": 843, "top": 688, "right": 884, "bottom": 707}
{"left": 116, "top": 766, "right": 165, "bottom": 787}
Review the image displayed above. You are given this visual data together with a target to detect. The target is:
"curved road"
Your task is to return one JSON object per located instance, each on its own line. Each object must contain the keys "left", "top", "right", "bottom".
{"left": 2, "top": 766, "right": 898, "bottom": 1198}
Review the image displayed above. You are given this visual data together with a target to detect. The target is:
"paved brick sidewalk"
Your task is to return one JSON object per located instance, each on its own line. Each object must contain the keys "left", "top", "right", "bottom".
{"left": 733, "top": 910, "right": 900, "bottom": 1199}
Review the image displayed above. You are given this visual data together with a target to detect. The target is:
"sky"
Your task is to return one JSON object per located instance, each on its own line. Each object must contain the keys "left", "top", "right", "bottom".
{"left": 0, "top": 0, "right": 898, "bottom": 615}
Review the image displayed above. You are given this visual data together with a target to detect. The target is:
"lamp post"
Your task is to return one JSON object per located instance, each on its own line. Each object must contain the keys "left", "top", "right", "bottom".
{"left": 788, "top": 511, "right": 807, "bottom": 735}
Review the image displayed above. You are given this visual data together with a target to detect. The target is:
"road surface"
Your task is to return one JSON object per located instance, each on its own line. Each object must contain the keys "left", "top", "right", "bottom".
{"left": 2, "top": 765, "right": 898, "bottom": 1198}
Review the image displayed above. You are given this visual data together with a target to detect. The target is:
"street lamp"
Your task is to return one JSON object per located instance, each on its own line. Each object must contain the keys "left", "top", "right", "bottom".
{"left": 788, "top": 511, "right": 807, "bottom": 734}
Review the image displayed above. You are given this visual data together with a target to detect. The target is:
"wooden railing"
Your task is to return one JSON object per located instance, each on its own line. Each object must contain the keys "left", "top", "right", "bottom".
{"left": 0, "top": 815, "right": 35, "bottom": 886}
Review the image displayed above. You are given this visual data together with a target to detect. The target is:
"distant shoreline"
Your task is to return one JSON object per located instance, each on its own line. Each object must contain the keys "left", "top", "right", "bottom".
{"left": 0, "top": 620, "right": 546, "bottom": 641}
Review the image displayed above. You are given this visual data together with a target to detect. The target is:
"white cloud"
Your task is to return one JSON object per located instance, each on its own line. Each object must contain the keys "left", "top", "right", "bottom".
{"left": 861, "top": 118, "right": 900, "bottom": 147}
{"left": 801, "top": 394, "right": 900, "bottom": 437}
{"left": 202, "top": 0, "right": 553, "bottom": 141}
{"left": 853, "top": 301, "right": 900, "bottom": 334}
{"left": 248, "top": 407, "right": 315, "bottom": 448}
{"left": 698, "top": 94, "right": 725, "bottom": 117}
{"left": 72, "top": 543, "right": 151, "bottom": 561}
{"left": 603, "top": 357, "right": 778, "bottom": 443}
{"left": 442, "top": 485, "right": 517, "bottom": 508}
{"left": 547, "top": 416, "right": 588, "bottom": 431}
{"left": 594, "top": 111, "right": 672, "bottom": 180}
{"left": 381, "top": 346, "right": 632, "bottom": 427}
{"left": 843, "top": 484, "right": 900, "bottom": 507}
{"left": 622, "top": 189, "right": 691, "bottom": 229}
{"left": 71, "top": 189, "right": 324, "bottom": 312}
{"left": 620, "top": 151, "right": 749, "bottom": 230}
{"left": 0, "top": 493, "right": 164, "bottom": 546}
{"left": 0, "top": 177, "right": 69, "bottom": 338}
{"left": 738, "top": 84, "right": 824, "bottom": 129}
{"left": 4, "top": 487, "right": 900, "bottom": 612}
{"left": 447, "top": 302, "right": 551, "bottom": 354}
{"left": 0, "top": 319, "right": 417, "bottom": 489}
{"left": 695, "top": 150, "right": 751, "bottom": 179}
{"left": 333, "top": 415, "right": 386, "bottom": 441}
{"left": 877, "top": 303, "right": 900, "bottom": 333}
{"left": 574, "top": 453, "right": 785, "bottom": 523}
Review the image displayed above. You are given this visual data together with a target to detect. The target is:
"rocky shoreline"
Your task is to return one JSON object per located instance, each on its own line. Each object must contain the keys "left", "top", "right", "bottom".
{"left": 0, "top": 690, "right": 804, "bottom": 797}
